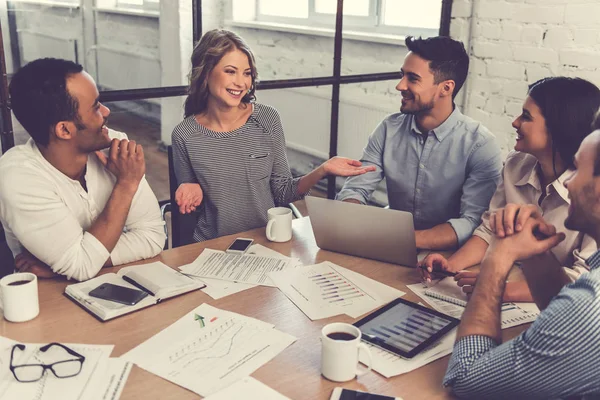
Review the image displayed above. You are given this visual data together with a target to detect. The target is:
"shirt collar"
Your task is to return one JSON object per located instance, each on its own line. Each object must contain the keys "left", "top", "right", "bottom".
{"left": 514, "top": 162, "right": 571, "bottom": 203}
{"left": 586, "top": 250, "right": 600, "bottom": 271}
{"left": 409, "top": 106, "right": 463, "bottom": 142}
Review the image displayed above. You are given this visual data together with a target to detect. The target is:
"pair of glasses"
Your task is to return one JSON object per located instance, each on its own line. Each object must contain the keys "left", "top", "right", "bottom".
{"left": 9, "top": 342, "right": 86, "bottom": 383}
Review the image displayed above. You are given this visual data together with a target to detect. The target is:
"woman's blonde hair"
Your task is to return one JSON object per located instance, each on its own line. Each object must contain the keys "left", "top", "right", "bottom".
{"left": 184, "top": 29, "right": 257, "bottom": 118}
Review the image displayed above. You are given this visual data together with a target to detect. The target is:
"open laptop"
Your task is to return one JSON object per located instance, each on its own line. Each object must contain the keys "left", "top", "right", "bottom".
{"left": 305, "top": 196, "right": 417, "bottom": 267}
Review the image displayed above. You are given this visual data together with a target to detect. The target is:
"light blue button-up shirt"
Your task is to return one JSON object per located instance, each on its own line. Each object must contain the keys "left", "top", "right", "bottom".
{"left": 336, "top": 107, "right": 502, "bottom": 245}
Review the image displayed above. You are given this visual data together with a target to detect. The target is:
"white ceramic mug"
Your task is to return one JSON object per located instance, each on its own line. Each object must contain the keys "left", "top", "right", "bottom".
{"left": 266, "top": 207, "right": 292, "bottom": 242}
{"left": 321, "top": 322, "right": 373, "bottom": 382}
{"left": 0, "top": 272, "right": 39, "bottom": 322}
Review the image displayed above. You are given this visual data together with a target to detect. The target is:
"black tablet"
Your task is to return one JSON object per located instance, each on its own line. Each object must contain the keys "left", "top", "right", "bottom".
{"left": 353, "top": 297, "right": 460, "bottom": 359}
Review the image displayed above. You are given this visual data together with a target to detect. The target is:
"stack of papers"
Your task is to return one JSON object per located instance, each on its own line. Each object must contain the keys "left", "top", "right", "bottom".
{"left": 204, "top": 377, "right": 290, "bottom": 400}
{"left": 0, "top": 336, "right": 131, "bottom": 400}
{"left": 407, "top": 282, "right": 540, "bottom": 329}
{"left": 179, "top": 245, "right": 303, "bottom": 300}
{"left": 268, "top": 261, "right": 405, "bottom": 320}
{"left": 121, "top": 303, "right": 296, "bottom": 397}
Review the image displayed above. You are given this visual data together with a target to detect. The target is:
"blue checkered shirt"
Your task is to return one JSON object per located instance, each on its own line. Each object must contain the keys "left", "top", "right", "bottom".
{"left": 444, "top": 250, "right": 600, "bottom": 399}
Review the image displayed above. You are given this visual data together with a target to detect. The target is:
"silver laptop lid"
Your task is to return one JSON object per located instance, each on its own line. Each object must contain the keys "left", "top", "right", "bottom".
{"left": 305, "top": 197, "right": 417, "bottom": 267}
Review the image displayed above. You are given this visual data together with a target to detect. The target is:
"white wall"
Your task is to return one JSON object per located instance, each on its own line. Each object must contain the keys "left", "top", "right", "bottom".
{"left": 8, "top": 0, "right": 600, "bottom": 163}
{"left": 451, "top": 0, "right": 600, "bottom": 154}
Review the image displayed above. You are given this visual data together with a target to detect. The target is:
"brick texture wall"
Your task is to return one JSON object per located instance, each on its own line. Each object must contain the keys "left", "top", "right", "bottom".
{"left": 451, "top": 0, "right": 600, "bottom": 155}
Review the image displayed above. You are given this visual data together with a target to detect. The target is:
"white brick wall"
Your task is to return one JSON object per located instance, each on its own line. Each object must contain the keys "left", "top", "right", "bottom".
{"left": 453, "top": 0, "right": 600, "bottom": 155}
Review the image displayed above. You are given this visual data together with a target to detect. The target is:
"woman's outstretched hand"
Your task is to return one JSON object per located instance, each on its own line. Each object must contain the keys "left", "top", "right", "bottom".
{"left": 321, "top": 157, "right": 376, "bottom": 177}
{"left": 175, "top": 183, "right": 204, "bottom": 214}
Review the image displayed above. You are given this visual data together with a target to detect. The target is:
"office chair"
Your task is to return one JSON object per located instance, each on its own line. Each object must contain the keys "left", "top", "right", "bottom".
{"left": 160, "top": 146, "right": 303, "bottom": 249}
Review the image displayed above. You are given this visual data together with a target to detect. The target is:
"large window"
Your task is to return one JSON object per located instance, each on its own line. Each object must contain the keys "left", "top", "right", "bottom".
{"left": 255, "top": 0, "right": 442, "bottom": 37}
{"left": 117, "top": 0, "right": 159, "bottom": 11}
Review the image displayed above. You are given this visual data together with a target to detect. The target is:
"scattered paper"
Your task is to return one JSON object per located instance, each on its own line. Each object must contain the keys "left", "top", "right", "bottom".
{"left": 0, "top": 336, "right": 117, "bottom": 400}
{"left": 121, "top": 304, "right": 296, "bottom": 397}
{"left": 407, "top": 283, "right": 540, "bottom": 329}
{"left": 198, "top": 277, "right": 256, "bottom": 300}
{"left": 269, "top": 261, "right": 404, "bottom": 320}
{"left": 360, "top": 328, "right": 456, "bottom": 378}
{"left": 204, "top": 377, "right": 290, "bottom": 400}
{"left": 180, "top": 249, "right": 298, "bottom": 287}
{"left": 183, "top": 245, "right": 302, "bottom": 299}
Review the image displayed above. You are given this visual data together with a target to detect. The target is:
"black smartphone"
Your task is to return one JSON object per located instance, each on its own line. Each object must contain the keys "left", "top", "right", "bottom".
{"left": 225, "top": 238, "right": 254, "bottom": 254}
{"left": 88, "top": 283, "right": 149, "bottom": 306}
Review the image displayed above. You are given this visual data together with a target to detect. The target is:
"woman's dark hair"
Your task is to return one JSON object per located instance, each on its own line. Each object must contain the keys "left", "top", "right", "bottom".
{"left": 528, "top": 77, "right": 600, "bottom": 176}
{"left": 184, "top": 29, "right": 257, "bottom": 118}
{"left": 9, "top": 58, "right": 84, "bottom": 146}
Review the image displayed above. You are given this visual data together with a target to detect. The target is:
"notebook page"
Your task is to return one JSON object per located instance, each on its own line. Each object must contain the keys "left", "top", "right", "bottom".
{"left": 119, "top": 262, "right": 198, "bottom": 298}
{"left": 424, "top": 277, "right": 468, "bottom": 306}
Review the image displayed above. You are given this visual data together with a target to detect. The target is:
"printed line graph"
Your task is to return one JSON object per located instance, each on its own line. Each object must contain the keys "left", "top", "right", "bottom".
{"left": 160, "top": 318, "right": 271, "bottom": 380}
{"left": 169, "top": 319, "right": 244, "bottom": 366}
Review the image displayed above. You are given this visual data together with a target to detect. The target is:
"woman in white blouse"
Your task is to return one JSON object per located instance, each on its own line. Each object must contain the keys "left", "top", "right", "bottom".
{"left": 420, "top": 76, "right": 600, "bottom": 302}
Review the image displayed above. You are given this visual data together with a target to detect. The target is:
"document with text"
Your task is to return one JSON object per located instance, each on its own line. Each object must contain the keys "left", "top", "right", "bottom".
{"left": 180, "top": 248, "right": 300, "bottom": 286}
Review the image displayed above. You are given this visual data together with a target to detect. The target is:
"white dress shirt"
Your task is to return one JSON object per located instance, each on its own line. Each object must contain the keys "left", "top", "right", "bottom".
{"left": 473, "top": 151, "right": 596, "bottom": 279}
{"left": 0, "top": 130, "right": 166, "bottom": 281}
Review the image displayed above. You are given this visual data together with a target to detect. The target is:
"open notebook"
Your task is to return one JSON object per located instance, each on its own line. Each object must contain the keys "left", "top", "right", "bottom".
{"left": 424, "top": 276, "right": 469, "bottom": 306}
{"left": 65, "top": 261, "right": 206, "bottom": 321}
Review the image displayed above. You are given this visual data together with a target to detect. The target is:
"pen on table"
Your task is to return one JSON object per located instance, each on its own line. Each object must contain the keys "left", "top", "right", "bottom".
{"left": 418, "top": 265, "right": 457, "bottom": 278}
{"left": 122, "top": 275, "right": 157, "bottom": 299}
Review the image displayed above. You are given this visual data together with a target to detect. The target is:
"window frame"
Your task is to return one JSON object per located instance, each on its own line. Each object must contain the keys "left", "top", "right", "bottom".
{"left": 254, "top": 0, "right": 439, "bottom": 38}
{"left": 116, "top": 0, "right": 158, "bottom": 12}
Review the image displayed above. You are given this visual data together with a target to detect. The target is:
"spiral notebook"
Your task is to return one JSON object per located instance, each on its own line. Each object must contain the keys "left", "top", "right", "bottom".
{"left": 424, "top": 277, "right": 468, "bottom": 306}
{"left": 420, "top": 277, "right": 540, "bottom": 329}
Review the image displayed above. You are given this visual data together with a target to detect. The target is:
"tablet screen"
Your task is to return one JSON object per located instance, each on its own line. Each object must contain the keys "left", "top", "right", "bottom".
{"left": 354, "top": 298, "right": 459, "bottom": 358}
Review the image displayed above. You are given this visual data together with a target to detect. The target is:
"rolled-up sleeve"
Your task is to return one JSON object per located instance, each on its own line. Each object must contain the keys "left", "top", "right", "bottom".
{"left": 336, "top": 121, "right": 386, "bottom": 204}
{"left": 448, "top": 137, "right": 502, "bottom": 245}
{"left": 110, "top": 177, "right": 165, "bottom": 266}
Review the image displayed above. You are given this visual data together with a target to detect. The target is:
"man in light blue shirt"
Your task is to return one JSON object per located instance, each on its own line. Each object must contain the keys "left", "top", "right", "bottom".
{"left": 337, "top": 36, "right": 502, "bottom": 250}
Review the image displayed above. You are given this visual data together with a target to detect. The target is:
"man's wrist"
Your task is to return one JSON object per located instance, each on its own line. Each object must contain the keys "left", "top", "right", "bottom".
{"left": 114, "top": 180, "right": 139, "bottom": 196}
{"left": 481, "top": 249, "right": 515, "bottom": 275}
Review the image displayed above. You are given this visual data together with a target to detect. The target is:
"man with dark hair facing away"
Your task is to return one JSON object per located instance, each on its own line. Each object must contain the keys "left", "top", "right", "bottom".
{"left": 337, "top": 36, "right": 502, "bottom": 250}
{"left": 0, "top": 58, "right": 165, "bottom": 281}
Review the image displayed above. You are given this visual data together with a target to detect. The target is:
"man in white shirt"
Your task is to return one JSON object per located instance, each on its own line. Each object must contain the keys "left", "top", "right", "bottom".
{"left": 0, "top": 58, "right": 166, "bottom": 281}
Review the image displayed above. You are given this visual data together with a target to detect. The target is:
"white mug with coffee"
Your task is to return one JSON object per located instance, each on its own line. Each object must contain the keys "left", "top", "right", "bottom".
{"left": 321, "top": 322, "right": 373, "bottom": 382}
{"left": 0, "top": 272, "right": 39, "bottom": 322}
{"left": 266, "top": 207, "right": 292, "bottom": 242}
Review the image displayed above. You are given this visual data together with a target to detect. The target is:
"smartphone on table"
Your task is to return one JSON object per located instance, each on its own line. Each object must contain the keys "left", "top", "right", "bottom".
{"left": 225, "top": 238, "right": 254, "bottom": 254}
{"left": 330, "top": 388, "right": 402, "bottom": 400}
{"left": 88, "top": 283, "right": 149, "bottom": 306}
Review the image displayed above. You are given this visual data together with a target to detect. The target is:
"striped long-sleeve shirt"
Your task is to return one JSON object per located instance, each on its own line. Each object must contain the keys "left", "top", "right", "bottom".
{"left": 444, "top": 250, "right": 600, "bottom": 399}
{"left": 172, "top": 103, "right": 303, "bottom": 241}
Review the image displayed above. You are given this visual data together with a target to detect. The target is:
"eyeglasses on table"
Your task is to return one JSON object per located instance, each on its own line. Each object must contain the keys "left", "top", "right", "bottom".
{"left": 9, "top": 342, "right": 85, "bottom": 383}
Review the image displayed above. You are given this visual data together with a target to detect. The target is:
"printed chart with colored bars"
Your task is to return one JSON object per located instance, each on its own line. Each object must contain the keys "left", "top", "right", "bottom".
{"left": 309, "top": 270, "right": 368, "bottom": 305}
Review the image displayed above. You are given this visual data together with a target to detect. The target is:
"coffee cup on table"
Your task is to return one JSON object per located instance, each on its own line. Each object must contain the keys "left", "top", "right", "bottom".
{"left": 321, "top": 322, "right": 373, "bottom": 382}
{"left": 0, "top": 272, "right": 39, "bottom": 322}
{"left": 266, "top": 207, "right": 292, "bottom": 242}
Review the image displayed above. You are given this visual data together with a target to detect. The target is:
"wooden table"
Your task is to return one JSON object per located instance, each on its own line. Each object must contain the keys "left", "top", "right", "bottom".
{"left": 0, "top": 217, "right": 527, "bottom": 399}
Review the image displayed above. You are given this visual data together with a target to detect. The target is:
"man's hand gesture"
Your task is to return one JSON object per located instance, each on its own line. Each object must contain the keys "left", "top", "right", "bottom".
{"left": 96, "top": 139, "right": 145, "bottom": 191}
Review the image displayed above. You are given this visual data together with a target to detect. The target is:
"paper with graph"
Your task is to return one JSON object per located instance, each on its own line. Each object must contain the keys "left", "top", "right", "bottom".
{"left": 120, "top": 304, "right": 296, "bottom": 397}
{"left": 268, "top": 261, "right": 405, "bottom": 320}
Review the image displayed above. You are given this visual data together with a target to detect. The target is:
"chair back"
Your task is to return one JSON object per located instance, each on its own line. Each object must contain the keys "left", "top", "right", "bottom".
{"left": 168, "top": 146, "right": 197, "bottom": 248}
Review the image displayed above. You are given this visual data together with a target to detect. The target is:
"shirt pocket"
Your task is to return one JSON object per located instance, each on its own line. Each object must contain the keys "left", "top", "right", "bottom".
{"left": 245, "top": 153, "right": 272, "bottom": 181}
